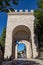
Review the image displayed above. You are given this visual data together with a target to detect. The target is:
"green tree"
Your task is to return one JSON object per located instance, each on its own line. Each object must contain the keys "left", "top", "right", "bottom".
{"left": 0, "top": 27, "right": 6, "bottom": 55}
{"left": 34, "top": 0, "right": 43, "bottom": 48}
{"left": 1, "top": 28, "right": 6, "bottom": 47}
{"left": 0, "top": 0, "right": 19, "bottom": 12}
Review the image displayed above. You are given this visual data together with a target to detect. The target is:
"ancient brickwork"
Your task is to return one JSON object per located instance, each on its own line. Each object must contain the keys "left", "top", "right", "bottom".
{"left": 4, "top": 10, "right": 38, "bottom": 59}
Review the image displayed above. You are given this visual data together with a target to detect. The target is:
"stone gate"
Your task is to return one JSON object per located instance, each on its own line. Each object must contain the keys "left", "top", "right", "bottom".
{"left": 4, "top": 10, "right": 38, "bottom": 59}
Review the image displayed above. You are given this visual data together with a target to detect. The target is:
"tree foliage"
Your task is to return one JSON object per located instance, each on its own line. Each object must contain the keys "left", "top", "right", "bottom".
{"left": 1, "top": 28, "right": 6, "bottom": 47}
{"left": 38, "top": 0, "right": 43, "bottom": 9}
{"left": 0, "top": 0, "right": 19, "bottom": 12}
{"left": 34, "top": 0, "right": 43, "bottom": 48}
{"left": 0, "top": 27, "right": 6, "bottom": 54}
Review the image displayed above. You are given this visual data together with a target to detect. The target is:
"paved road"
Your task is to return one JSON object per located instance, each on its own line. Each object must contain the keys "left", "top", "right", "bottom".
{"left": 2, "top": 59, "right": 43, "bottom": 65}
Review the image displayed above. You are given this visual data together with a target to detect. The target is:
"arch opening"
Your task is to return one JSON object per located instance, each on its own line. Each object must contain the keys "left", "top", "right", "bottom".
{"left": 17, "top": 43, "right": 26, "bottom": 58}
{"left": 12, "top": 25, "right": 32, "bottom": 59}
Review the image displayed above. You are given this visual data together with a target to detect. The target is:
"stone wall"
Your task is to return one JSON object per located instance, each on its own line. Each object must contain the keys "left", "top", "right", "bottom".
{"left": 4, "top": 10, "right": 38, "bottom": 59}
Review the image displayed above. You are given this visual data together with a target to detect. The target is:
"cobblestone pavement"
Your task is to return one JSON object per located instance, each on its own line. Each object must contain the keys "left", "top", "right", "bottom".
{"left": 2, "top": 59, "right": 43, "bottom": 65}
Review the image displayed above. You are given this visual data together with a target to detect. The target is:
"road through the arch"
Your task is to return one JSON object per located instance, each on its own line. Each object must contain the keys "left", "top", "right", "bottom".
{"left": 2, "top": 59, "right": 43, "bottom": 65}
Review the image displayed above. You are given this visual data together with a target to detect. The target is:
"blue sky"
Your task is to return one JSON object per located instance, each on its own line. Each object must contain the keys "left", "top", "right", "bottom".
{"left": 17, "top": 43, "right": 26, "bottom": 52}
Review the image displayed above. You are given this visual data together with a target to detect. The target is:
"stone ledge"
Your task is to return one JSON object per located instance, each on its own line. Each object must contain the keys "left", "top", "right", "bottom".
{"left": 8, "top": 10, "right": 34, "bottom": 15}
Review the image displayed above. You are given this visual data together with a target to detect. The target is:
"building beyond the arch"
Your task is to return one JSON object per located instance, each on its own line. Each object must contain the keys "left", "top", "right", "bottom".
{"left": 4, "top": 10, "right": 38, "bottom": 59}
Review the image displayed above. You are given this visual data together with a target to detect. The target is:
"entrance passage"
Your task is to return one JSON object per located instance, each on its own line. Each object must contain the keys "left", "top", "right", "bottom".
{"left": 17, "top": 43, "right": 26, "bottom": 58}
{"left": 12, "top": 25, "right": 32, "bottom": 59}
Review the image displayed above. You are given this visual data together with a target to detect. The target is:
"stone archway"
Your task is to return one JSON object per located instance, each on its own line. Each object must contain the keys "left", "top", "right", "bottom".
{"left": 16, "top": 40, "right": 32, "bottom": 59}
{"left": 4, "top": 12, "right": 38, "bottom": 59}
{"left": 12, "top": 25, "right": 32, "bottom": 59}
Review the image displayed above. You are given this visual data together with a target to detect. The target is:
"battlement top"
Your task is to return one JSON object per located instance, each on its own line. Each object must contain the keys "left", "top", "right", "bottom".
{"left": 8, "top": 10, "right": 34, "bottom": 15}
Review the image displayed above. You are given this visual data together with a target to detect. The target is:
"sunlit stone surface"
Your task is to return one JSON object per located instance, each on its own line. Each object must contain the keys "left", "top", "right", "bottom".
{"left": 4, "top": 10, "right": 38, "bottom": 59}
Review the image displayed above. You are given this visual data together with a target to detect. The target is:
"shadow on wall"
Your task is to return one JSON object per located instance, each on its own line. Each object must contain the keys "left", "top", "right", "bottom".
{"left": 34, "top": 34, "right": 38, "bottom": 49}
{"left": 34, "top": 32, "right": 39, "bottom": 58}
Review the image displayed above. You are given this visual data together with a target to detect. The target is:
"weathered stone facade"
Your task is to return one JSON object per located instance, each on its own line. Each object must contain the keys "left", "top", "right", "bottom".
{"left": 4, "top": 10, "right": 38, "bottom": 59}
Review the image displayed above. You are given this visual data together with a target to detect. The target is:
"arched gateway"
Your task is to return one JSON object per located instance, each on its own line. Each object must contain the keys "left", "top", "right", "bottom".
{"left": 4, "top": 10, "right": 38, "bottom": 59}
{"left": 12, "top": 25, "right": 32, "bottom": 59}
